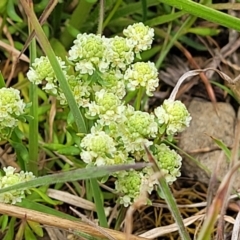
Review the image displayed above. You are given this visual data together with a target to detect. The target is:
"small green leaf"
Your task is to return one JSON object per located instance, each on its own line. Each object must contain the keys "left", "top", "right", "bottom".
{"left": 3, "top": 217, "right": 16, "bottom": 240}
{"left": 24, "top": 224, "right": 37, "bottom": 240}
{"left": 0, "top": 215, "right": 9, "bottom": 232}
{"left": 31, "top": 188, "right": 62, "bottom": 206}
{"left": 27, "top": 220, "right": 43, "bottom": 237}
{"left": 57, "top": 146, "right": 80, "bottom": 155}
{"left": 210, "top": 135, "right": 231, "bottom": 161}
{"left": 0, "top": 72, "right": 6, "bottom": 88}
{"left": 7, "top": 0, "right": 22, "bottom": 22}
{"left": 187, "top": 27, "right": 220, "bottom": 36}
{"left": 43, "top": 143, "right": 68, "bottom": 151}
{"left": 145, "top": 11, "right": 185, "bottom": 26}
{"left": 15, "top": 221, "right": 25, "bottom": 240}
{"left": 10, "top": 140, "right": 29, "bottom": 165}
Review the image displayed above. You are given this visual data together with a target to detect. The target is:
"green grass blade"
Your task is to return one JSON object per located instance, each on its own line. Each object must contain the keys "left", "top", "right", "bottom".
{"left": 90, "top": 179, "right": 108, "bottom": 227}
{"left": 0, "top": 163, "right": 149, "bottom": 195}
{"left": 141, "top": 0, "right": 147, "bottom": 22}
{"left": 145, "top": 11, "right": 185, "bottom": 26}
{"left": 159, "top": 0, "right": 240, "bottom": 31}
{"left": 28, "top": 2, "right": 38, "bottom": 175}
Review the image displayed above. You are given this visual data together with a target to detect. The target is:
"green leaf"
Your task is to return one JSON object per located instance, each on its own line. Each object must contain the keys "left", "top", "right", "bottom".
{"left": 15, "top": 221, "right": 25, "bottom": 240}
{"left": 159, "top": 0, "right": 240, "bottom": 31}
{"left": 178, "top": 35, "right": 207, "bottom": 51}
{"left": 31, "top": 188, "right": 61, "bottom": 205}
{"left": 210, "top": 136, "right": 231, "bottom": 161}
{"left": 27, "top": 220, "right": 43, "bottom": 237}
{"left": 145, "top": 11, "right": 185, "bottom": 26}
{"left": 0, "top": 163, "right": 149, "bottom": 195}
{"left": 210, "top": 80, "right": 239, "bottom": 102}
{"left": 3, "top": 217, "right": 16, "bottom": 240}
{"left": 141, "top": 0, "right": 147, "bottom": 22}
{"left": 43, "top": 143, "right": 70, "bottom": 151}
{"left": 57, "top": 146, "right": 80, "bottom": 155}
{"left": 0, "top": 72, "right": 5, "bottom": 88}
{"left": 187, "top": 27, "right": 220, "bottom": 36}
{"left": 0, "top": 215, "right": 9, "bottom": 232}
{"left": 10, "top": 140, "right": 29, "bottom": 165}
{"left": 7, "top": 0, "right": 22, "bottom": 22}
{"left": 24, "top": 224, "right": 37, "bottom": 240}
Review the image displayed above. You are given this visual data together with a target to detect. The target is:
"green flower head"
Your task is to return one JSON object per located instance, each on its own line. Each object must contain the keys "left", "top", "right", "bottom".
{"left": 127, "top": 111, "right": 157, "bottom": 138}
{"left": 0, "top": 87, "right": 25, "bottom": 140}
{"left": 87, "top": 89, "right": 125, "bottom": 125}
{"left": 115, "top": 169, "right": 155, "bottom": 207}
{"left": 123, "top": 22, "right": 154, "bottom": 53}
{"left": 115, "top": 170, "right": 143, "bottom": 207}
{"left": 124, "top": 61, "right": 159, "bottom": 96}
{"left": 80, "top": 130, "right": 117, "bottom": 166}
{"left": 154, "top": 144, "right": 182, "bottom": 184}
{"left": 154, "top": 99, "right": 192, "bottom": 135}
{"left": 68, "top": 33, "right": 109, "bottom": 75}
{"left": 0, "top": 166, "right": 35, "bottom": 204}
{"left": 27, "top": 56, "right": 67, "bottom": 95}
{"left": 27, "top": 56, "right": 66, "bottom": 86}
{"left": 97, "top": 70, "right": 126, "bottom": 99}
{"left": 106, "top": 36, "right": 134, "bottom": 70}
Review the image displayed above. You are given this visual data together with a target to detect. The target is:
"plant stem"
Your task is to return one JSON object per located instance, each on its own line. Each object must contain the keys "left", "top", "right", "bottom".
{"left": 135, "top": 87, "right": 144, "bottom": 110}
{"left": 97, "top": 0, "right": 104, "bottom": 35}
{"left": 28, "top": 1, "right": 38, "bottom": 175}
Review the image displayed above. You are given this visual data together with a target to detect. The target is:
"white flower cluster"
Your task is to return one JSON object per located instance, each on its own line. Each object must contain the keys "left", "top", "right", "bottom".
{"left": 0, "top": 87, "right": 25, "bottom": 140}
{"left": 27, "top": 22, "right": 158, "bottom": 109}
{"left": 0, "top": 166, "right": 35, "bottom": 204}
{"left": 154, "top": 99, "right": 192, "bottom": 136}
{"left": 26, "top": 22, "right": 192, "bottom": 206}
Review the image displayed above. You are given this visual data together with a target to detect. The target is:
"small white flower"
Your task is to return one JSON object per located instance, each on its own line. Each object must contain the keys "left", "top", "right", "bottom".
{"left": 27, "top": 56, "right": 66, "bottom": 86}
{"left": 153, "top": 144, "right": 182, "bottom": 184}
{"left": 115, "top": 169, "right": 154, "bottom": 207}
{"left": 123, "top": 22, "right": 154, "bottom": 53}
{"left": 154, "top": 99, "right": 192, "bottom": 135}
{"left": 87, "top": 89, "right": 125, "bottom": 125}
{"left": 68, "top": 33, "right": 109, "bottom": 74}
{"left": 106, "top": 36, "right": 134, "bottom": 70}
{"left": 0, "top": 166, "right": 35, "bottom": 204}
{"left": 124, "top": 61, "right": 159, "bottom": 96}
{"left": 80, "top": 130, "right": 117, "bottom": 165}
{"left": 0, "top": 88, "right": 25, "bottom": 140}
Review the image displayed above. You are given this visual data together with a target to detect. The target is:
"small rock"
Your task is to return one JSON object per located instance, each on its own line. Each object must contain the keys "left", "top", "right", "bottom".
{"left": 178, "top": 98, "right": 239, "bottom": 188}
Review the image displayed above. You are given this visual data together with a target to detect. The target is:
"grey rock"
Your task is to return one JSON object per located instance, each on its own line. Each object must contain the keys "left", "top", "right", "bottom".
{"left": 178, "top": 98, "right": 239, "bottom": 188}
